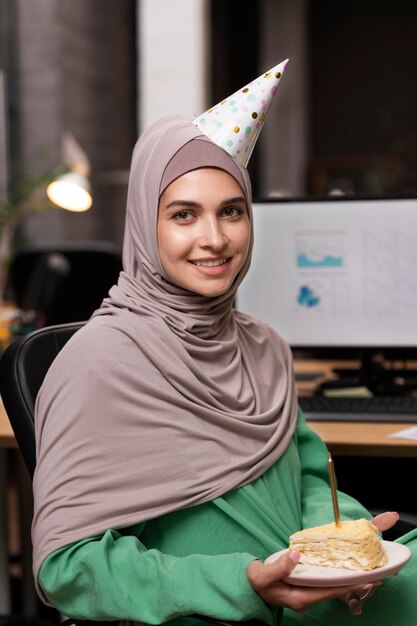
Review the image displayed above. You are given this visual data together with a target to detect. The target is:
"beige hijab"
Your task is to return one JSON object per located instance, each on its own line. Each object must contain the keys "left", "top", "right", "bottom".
{"left": 32, "top": 115, "right": 298, "bottom": 595}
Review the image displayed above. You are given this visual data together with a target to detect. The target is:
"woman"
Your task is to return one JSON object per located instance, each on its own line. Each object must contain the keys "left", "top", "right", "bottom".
{"left": 32, "top": 98, "right": 417, "bottom": 625}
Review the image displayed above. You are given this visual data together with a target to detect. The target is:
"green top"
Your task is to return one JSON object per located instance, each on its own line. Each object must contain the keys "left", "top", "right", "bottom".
{"left": 39, "top": 410, "right": 417, "bottom": 625}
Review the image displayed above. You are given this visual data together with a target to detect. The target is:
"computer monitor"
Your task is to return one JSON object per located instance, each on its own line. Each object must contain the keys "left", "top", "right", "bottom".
{"left": 237, "top": 197, "right": 417, "bottom": 380}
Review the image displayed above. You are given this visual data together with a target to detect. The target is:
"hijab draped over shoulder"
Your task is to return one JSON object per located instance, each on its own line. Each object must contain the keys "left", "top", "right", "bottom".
{"left": 32, "top": 115, "right": 298, "bottom": 590}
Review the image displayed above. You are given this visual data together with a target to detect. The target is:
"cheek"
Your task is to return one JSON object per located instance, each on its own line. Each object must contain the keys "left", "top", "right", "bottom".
{"left": 237, "top": 220, "right": 251, "bottom": 258}
{"left": 158, "top": 223, "right": 191, "bottom": 263}
{"left": 157, "top": 222, "right": 173, "bottom": 267}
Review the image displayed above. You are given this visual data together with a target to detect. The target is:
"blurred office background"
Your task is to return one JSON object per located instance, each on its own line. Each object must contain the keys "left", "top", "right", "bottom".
{"left": 1, "top": 0, "right": 417, "bottom": 253}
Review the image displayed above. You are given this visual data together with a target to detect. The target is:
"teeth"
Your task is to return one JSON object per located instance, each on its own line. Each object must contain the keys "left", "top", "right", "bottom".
{"left": 193, "top": 259, "right": 227, "bottom": 267}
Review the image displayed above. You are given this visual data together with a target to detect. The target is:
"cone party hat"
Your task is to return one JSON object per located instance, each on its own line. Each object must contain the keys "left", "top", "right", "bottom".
{"left": 193, "top": 59, "right": 288, "bottom": 168}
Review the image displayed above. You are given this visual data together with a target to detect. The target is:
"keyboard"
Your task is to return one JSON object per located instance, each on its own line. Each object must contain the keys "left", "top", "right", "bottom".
{"left": 299, "top": 395, "right": 417, "bottom": 422}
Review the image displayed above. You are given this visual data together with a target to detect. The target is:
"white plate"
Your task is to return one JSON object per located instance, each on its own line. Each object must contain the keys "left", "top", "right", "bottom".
{"left": 264, "top": 540, "right": 411, "bottom": 587}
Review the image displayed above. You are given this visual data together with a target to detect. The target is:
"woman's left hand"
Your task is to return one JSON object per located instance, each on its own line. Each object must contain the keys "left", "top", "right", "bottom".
{"left": 341, "top": 511, "right": 399, "bottom": 615}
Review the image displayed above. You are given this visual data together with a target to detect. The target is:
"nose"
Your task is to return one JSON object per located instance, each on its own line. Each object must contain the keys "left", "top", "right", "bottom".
{"left": 200, "top": 216, "right": 227, "bottom": 250}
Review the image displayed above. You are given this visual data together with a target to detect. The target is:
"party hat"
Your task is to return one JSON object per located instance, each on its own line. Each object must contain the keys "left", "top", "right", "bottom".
{"left": 193, "top": 59, "right": 288, "bottom": 167}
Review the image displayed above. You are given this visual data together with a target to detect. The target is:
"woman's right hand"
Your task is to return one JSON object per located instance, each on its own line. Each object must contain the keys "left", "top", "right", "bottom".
{"left": 246, "top": 551, "right": 379, "bottom": 613}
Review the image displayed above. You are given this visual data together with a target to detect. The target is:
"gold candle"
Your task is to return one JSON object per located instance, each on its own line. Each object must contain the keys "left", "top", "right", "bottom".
{"left": 328, "top": 452, "right": 341, "bottom": 528}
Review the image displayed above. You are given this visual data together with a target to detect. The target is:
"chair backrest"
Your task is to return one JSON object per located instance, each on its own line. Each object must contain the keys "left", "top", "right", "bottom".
{"left": 5, "top": 243, "right": 122, "bottom": 325}
{"left": 0, "top": 322, "right": 85, "bottom": 476}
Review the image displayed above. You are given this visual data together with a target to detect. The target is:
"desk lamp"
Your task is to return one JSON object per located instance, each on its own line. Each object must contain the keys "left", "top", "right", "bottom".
{"left": 47, "top": 133, "right": 92, "bottom": 212}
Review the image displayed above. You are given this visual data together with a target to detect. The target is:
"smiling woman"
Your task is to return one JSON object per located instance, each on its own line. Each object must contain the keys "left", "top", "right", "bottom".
{"left": 157, "top": 168, "right": 250, "bottom": 297}
{"left": 30, "top": 62, "right": 417, "bottom": 626}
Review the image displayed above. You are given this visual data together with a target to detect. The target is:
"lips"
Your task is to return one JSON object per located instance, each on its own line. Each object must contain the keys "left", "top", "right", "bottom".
{"left": 189, "top": 256, "right": 232, "bottom": 277}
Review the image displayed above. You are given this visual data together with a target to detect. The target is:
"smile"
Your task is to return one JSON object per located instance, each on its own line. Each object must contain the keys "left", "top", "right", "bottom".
{"left": 191, "top": 258, "right": 229, "bottom": 267}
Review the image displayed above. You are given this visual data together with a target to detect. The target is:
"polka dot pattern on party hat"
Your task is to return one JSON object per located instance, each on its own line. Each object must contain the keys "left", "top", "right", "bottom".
{"left": 193, "top": 59, "right": 288, "bottom": 168}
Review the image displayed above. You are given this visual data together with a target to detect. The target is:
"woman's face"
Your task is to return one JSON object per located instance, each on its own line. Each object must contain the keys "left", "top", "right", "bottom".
{"left": 157, "top": 167, "right": 250, "bottom": 297}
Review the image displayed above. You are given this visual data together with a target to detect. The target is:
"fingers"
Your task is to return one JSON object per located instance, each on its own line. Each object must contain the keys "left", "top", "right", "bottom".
{"left": 269, "top": 550, "right": 302, "bottom": 578}
{"left": 246, "top": 550, "right": 300, "bottom": 593}
{"left": 343, "top": 582, "right": 380, "bottom": 616}
{"left": 248, "top": 553, "right": 382, "bottom": 614}
{"left": 372, "top": 511, "right": 399, "bottom": 532}
{"left": 358, "top": 586, "right": 376, "bottom": 601}
{"left": 247, "top": 553, "right": 363, "bottom": 611}
{"left": 282, "top": 580, "right": 377, "bottom": 613}
{"left": 348, "top": 596, "right": 362, "bottom": 616}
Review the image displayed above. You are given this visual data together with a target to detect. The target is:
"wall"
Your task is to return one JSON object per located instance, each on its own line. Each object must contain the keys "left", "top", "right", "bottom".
{"left": 9, "top": 0, "right": 137, "bottom": 247}
{"left": 209, "top": 0, "right": 310, "bottom": 197}
{"left": 138, "top": 0, "right": 209, "bottom": 129}
{"left": 258, "top": 0, "right": 310, "bottom": 197}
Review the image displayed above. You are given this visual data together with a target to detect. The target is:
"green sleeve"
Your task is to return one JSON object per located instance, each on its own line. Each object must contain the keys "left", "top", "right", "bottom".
{"left": 295, "top": 408, "right": 371, "bottom": 528}
{"left": 39, "top": 526, "right": 274, "bottom": 625}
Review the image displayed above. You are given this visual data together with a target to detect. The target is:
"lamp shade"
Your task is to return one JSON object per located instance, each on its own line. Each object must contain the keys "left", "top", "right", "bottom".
{"left": 47, "top": 171, "right": 92, "bottom": 212}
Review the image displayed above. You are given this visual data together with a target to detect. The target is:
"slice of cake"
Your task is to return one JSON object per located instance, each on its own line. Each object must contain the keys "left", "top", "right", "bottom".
{"left": 289, "top": 518, "right": 388, "bottom": 571}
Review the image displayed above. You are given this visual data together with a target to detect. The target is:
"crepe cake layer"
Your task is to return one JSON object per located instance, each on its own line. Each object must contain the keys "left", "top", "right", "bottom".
{"left": 289, "top": 518, "right": 388, "bottom": 571}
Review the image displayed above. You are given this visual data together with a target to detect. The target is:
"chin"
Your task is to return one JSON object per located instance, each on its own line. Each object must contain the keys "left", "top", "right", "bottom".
{"left": 192, "top": 282, "right": 233, "bottom": 298}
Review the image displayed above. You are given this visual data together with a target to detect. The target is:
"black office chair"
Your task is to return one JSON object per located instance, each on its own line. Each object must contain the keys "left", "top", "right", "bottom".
{"left": 0, "top": 322, "right": 265, "bottom": 626}
{"left": 4, "top": 243, "right": 123, "bottom": 326}
{"left": 0, "top": 323, "right": 85, "bottom": 477}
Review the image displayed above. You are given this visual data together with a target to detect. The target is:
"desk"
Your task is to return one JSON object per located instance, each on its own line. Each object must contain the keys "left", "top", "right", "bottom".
{"left": 294, "top": 358, "right": 417, "bottom": 519}
{"left": 0, "top": 400, "right": 36, "bottom": 615}
{"left": 294, "top": 358, "right": 417, "bottom": 458}
{"left": 309, "top": 421, "right": 417, "bottom": 458}
{"left": 0, "top": 399, "right": 17, "bottom": 449}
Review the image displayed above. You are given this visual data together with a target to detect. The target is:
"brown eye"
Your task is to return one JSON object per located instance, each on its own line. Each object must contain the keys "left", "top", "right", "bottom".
{"left": 173, "top": 210, "right": 194, "bottom": 221}
{"left": 222, "top": 206, "right": 243, "bottom": 218}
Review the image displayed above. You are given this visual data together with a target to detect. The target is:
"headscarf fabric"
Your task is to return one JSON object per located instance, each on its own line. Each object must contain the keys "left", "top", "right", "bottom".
{"left": 32, "top": 116, "right": 298, "bottom": 596}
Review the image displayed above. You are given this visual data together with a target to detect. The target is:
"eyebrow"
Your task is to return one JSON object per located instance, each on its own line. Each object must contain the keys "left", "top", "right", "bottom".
{"left": 163, "top": 196, "right": 246, "bottom": 210}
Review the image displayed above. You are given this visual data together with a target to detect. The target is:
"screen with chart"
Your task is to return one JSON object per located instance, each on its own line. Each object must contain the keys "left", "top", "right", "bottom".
{"left": 237, "top": 197, "right": 417, "bottom": 350}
